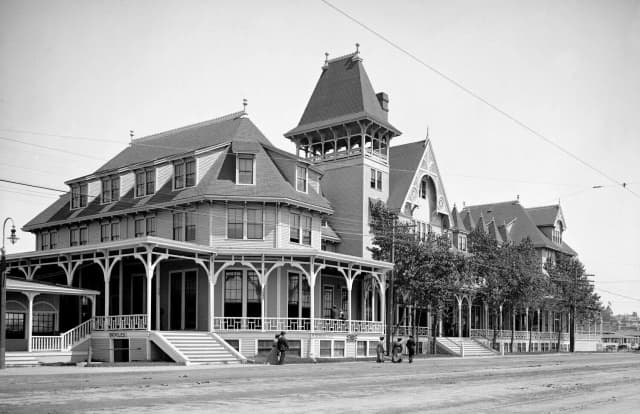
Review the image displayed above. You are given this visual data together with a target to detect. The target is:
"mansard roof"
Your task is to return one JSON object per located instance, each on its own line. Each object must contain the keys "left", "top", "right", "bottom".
{"left": 285, "top": 53, "right": 399, "bottom": 136}
{"left": 94, "top": 112, "right": 271, "bottom": 175}
{"left": 388, "top": 140, "right": 425, "bottom": 211}
{"left": 463, "top": 200, "right": 576, "bottom": 256}
{"left": 24, "top": 114, "right": 332, "bottom": 230}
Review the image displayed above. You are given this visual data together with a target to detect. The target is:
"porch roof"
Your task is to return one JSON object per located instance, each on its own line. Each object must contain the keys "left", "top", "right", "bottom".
{"left": 5, "top": 236, "right": 394, "bottom": 272}
{"left": 6, "top": 277, "right": 100, "bottom": 297}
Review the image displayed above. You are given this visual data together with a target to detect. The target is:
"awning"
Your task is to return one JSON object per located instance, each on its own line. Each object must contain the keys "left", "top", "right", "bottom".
{"left": 6, "top": 277, "right": 100, "bottom": 297}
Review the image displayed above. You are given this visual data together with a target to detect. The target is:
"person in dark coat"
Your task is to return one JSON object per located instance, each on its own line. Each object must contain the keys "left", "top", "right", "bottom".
{"left": 392, "top": 338, "right": 403, "bottom": 363}
{"left": 277, "top": 331, "right": 289, "bottom": 364}
{"left": 266, "top": 334, "right": 280, "bottom": 365}
{"left": 406, "top": 335, "right": 416, "bottom": 363}
{"left": 376, "top": 336, "right": 385, "bottom": 363}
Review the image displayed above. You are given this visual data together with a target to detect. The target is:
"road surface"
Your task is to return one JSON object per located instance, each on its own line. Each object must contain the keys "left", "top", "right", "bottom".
{"left": 1, "top": 353, "right": 639, "bottom": 413}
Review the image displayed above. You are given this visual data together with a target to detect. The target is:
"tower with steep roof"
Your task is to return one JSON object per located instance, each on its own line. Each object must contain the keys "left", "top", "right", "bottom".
{"left": 285, "top": 48, "right": 401, "bottom": 257}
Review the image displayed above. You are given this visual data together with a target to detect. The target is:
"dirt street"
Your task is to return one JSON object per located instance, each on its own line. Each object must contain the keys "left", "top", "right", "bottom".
{"left": 1, "top": 353, "right": 639, "bottom": 413}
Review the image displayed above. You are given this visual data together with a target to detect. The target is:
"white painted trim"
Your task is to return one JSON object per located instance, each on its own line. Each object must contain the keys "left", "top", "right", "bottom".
{"left": 235, "top": 153, "right": 256, "bottom": 186}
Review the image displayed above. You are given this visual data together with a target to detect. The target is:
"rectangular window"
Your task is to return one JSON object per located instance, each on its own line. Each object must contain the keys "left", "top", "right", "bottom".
{"left": 185, "top": 159, "right": 196, "bottom": 187}
{"left": 370, "top": 168, "right": 376, "bottom": 189}
{"left": 145, "top": 170, "right": 155, "bottom": 194}
{"left": 111, "top": 177, "right": 120, "bottom": 202}
{"left": 50, "top": 231, "right": 57, "bottom": 249}
{"left": 376, "top": 171, "right": 382, "bottom": 191}
{"left": 6, "top": 312, "right": 25, "bottom": 339}
{"left": 296, "top": 165, "right": 307, "bottom": 192}
{"left": 102, "top": 178, "right": 112, "bottom": 203}
{"left": 341, "top": 288, "right": 348, "bottom": 314}
{"left": 41, "top": 232, "right": 49, "bottom": 250}
{"left": 71, "top": 185, "right": 80, "bottom": 209}
{"left": 246, "top": 208, "right": 263, "bottom": 239}
{"left": 238, "top": 155, "right": 254, "bottom": 184}
{"left": 146, "top": 217, "right": 156, "bottom": 236}
{"left": 224, "top": 270, "right": 242, "bottom": 302}
{"left": 247, "top": 271, "right": 261, "bottom": 303}
{"left": 33, "top": 313, "right": 56, "bottom": 335}
{"left": 370, "top": 169, "right": 382, "bottom": 191}
{"left": 70, "top": 228, "right": 79, "bottom": 246}
{"left": 290, "top": 213, "right": 300, "bottom": 243}
{"left": 227, "top": 207, "right": 244, "bottom": 239}
{"left": 110, "top": 222, "right": 120, "bottom": 241}
{"left": 333, "top": 341, "right": 345, "bottom": 357}
{"left": 173, "top": 213, "right": 184, "bottom": 241}
{"left": 319, "top": 340, "right": 331, "bottom": 357}
{"left": 185, "top": 212, "right": 196, "bottom": 241}
{"left": 134, "top": 218, "right": 144, "bottom": 238}
{"left": 302, "top": 216, "right": 312, "bottom": 245}
{"left": 357, "top": 341, "right": 367, "bottom": 357}
{"left": 100, "top": 223, "right": 110, "bottom": 242}
{"left": 174, "top": 162, "right": 185, "bottom": 189}
{"left": 79, "top": 183, "right": 88, "bottom": 207}
{"left": 79, "top": 227, "right": 88, "bottom": 245}
{"left": 135, "top": 171, "right": 145, "bottom": 197}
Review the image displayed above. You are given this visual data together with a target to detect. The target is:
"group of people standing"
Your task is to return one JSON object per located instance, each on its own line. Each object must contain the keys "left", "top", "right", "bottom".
{"left": 376, "top": 335, "right": 416, "bottom": 363}
{"left": 266, "top": 331, "right": 290, "bottom": 365}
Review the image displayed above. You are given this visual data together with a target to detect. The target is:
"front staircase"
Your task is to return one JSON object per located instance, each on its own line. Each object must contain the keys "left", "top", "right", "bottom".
{"left": 5, "top": 353, "right": 40, "bottom": 367}
{"left": 436, "top": 337, "right": 497, "bottom": 357}
{"left": 151, "top": 331, "right": 246, "bottom": 365}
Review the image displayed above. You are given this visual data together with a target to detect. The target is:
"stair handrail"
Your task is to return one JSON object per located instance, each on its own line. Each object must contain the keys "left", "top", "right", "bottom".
{"left": 61, "top": 318, "right": 94, "bottom": 350}
{"left": 209, "top": 331, "right": 247, "bottom": 363}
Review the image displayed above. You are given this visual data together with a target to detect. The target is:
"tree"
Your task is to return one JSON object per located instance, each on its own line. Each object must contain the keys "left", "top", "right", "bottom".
{"left": 546, "top": 254, "right": 601, "bottom": 352}
{"left": 468, "top": 228, "right": 509, "bottom": 349}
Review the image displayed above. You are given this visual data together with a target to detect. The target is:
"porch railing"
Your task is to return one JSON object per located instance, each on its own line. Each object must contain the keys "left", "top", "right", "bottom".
{"left": 396, "top": 325, "right": 431, "bottom": 337}
{"left": 31, "top": 336, "right": 62, "bottom": 352}
{"left": 212, "top": 317, "right": 384, "bottom": 333}
{"left": 31, "top": 318, "right": 95, "bottom": 352}
{"left": 470, "top": 328, "right": 570, "bottom": 342}
{"left": 94, "top": 314, "right": 148, "bottom": 331}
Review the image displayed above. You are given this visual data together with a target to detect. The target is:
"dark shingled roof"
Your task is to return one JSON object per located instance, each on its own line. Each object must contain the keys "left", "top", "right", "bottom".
{"left": 25, "top": 114, "right": 333, "bottom": 230}
{"left": 388, "top": 141, "right": 426, "bottom": 211}
{"left": 526, "top": 205, "right": 562, "bottom": 227}
{"left": 93, "top": 112, "right": 271, "bottom": 175}
{"left": 285, "top": 53, "right": 398, "bottom": 136}
{"left": 450, "top": 205, "right": 468, "bottom": 233}
{"left": 463, "top": 200, "right": 576, "bottom": 256}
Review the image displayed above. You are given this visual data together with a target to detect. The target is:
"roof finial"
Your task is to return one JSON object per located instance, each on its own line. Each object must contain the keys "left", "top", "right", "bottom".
{"left": 322, "top": 52, "right": 329, "bottom": 70}
{"left": 352, "top": 43, "right": 362, "bottom": 62}
{"left": 242, "top": 98, "right": 248, "bottom": 112}
{"left": 129, "top": 130, "right": 134, "bottom": 141}
{"left": 516, "top": 194, "right": 520, "bottom": 201}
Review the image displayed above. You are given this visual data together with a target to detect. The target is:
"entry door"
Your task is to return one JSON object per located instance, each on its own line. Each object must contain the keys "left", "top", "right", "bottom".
{"left": 169, "top": 271, "right": 198, "bottom": 330}
{"left": 113, "top": 339, "right": 129, "bottom": 362}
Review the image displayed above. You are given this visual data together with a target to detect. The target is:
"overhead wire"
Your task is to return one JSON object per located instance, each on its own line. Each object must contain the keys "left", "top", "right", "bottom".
{"left": 319, "top": 0, "right": 640, "bottom": 201}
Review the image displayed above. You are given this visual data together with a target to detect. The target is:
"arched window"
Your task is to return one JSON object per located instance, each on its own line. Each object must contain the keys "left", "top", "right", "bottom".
{"left": 419, "top": 175, "right": 437, "bottom": 214}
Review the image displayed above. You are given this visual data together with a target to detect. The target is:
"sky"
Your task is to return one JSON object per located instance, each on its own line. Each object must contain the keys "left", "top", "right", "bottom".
{"left": 1, "top": 0, "right": 639, "bottom": 314}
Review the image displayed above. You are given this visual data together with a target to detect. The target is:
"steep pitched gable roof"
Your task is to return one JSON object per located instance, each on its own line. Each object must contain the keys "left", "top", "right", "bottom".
{"left": 388, "top": 141, "right": 425, "bottom": 211}
{"left": 285, "top": 53, "right": 398, "bottom": 136}
{"left": 93, "top": 112, "right": 270, "bottom": 175}
{"left": 527, "top": 205, "right": 564, "bottom": 228}
{"left": 463, "top": 200, "right": 575, "bottom": 255}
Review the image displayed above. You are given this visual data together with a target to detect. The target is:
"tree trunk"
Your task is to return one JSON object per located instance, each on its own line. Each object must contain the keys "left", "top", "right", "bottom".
{"left": 510, "top": 307, "right": 515, "bottom": 353}
{"left": 492, "top": 311, "right": 498, "bottom": 351}
{"left": 528, "top": 311, "right": 533, "bottom": 352}
{"left": 431, "top": 308, "right": 441, "bottom": 355}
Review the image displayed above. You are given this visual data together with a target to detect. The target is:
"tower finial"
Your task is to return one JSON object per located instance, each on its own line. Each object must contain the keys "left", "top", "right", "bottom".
{"left": 129, "top": 130, "right": 134, "bottom": 141}
{"left": 242, "top": 98, "right": 248, "bottom": 112}
{"left": 352, "top": 43, "right": 362, "bottom": 62}
{"left": 322, "top": 52, "right": 329, "bottom": 70}
{"left": 355, "top": 43, "right": 360, "bottom": 54}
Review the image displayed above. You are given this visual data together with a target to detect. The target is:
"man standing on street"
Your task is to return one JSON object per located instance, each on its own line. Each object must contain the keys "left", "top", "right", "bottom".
{"left": 406, "top": 335, "right": 416, "bottom": 363}
{"left": 376, "top": 336, "right": 385, "bottom": 363}
{"left": 277, "top": 331, "right": 289, "bottom": 365}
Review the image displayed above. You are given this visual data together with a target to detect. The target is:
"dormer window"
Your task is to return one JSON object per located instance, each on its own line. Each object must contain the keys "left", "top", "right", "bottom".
{"left": 174, "top": 158, "right": 196, "bottom": 190}
{"left": 296, "top": 165, "right": 308, "bottom": 192}
{"left": 552, "top": 222, "right": 564, "bottom": 244}
{"left": 101, "top": 177, "right": 120, "bottom": 204}
{"left": 71, "top": 183, "right": 88, "bottom": 209}
{"left": 237, "top": 154, "right": 255, "bottom": 185}
{"left": 135, "top": 169, "right": 155, "bottom": 197}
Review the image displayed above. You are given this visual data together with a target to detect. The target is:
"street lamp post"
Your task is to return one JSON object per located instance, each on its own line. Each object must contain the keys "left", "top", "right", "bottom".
{"left": 1, "top": 217, "right": 19, "bottom": 369}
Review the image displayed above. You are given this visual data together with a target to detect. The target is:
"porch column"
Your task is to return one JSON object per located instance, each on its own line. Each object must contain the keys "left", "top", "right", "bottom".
{"left": 484, "top": 302, "right": 489, "bottom": 333}
{"left": 260, "top": 283, "right": 266, "bottom": 333}
{"left": 90, "top": 295, "right": 96, "bottom": 319}
{"left": 467, "top": 298, "right": 472, "bottom": 336}
{"left": 347, "top": 279, "right": 353, "bottom": 334}
{"left": 537, "top": 309, "right": 541, "bottom": 332}
{"left": 499, "top": 304, "right": 503, "bottom": 332}
{"left": 525, "top": 308, "right": 529, "bottom": 352}
{"left": 371, "top": 284, "right": 376, "bottom": 322}
{"left": 456, "top": 295, "right": 462, "bottom": 338}
{"left": 209, "top": 279, "right": 215, "bottom": 332}
{"left": 25, "top": 293, "right": 38, "bottom": 352}
{"left": 155, "top": 265, "right": 160, "bottom": 330}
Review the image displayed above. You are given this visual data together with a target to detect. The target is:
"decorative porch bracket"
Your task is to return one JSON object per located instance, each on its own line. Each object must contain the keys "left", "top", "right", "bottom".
{"left": 93, "top": 251, "right": 121, "bottom": 318}
{"left": 133, "top": 246, "right": 168, "bottom": 333}
{"left": 58, "top": 255, "right": 83, "bottom": 286}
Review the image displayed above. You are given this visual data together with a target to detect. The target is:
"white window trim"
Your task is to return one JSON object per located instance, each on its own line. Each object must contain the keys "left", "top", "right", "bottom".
{"left": 289, "top": 210, "right": 312, "bottom": 246}
{"left": 173, "top": 160, "right": 185, "bottom": 191}
{"left": 226, "top": 205, "right": 265, "bottom": 241}
{"left": 296, "top": 165, "right": 308, "bottom": 193}
{"left": 134, "top": 216, "right": 145, "bottom": 238}
{"left": 236, "top": 154, "right": 256, "bottom": 186}
{"left": 110, "top": 221, "right": 120, "bottom": 241}
{"left": 134, "top": 168, "right": 156, "bottom": 198}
